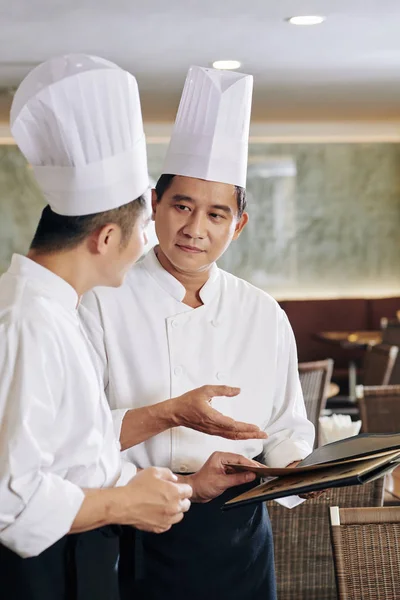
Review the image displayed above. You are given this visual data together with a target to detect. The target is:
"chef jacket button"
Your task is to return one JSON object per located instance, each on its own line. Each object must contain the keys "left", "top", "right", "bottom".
{"left": 171, "top": 319, "right": 179, "bottom": 328}
{"left": 180, "top": 465, "right": 188, "bottom": 473}
{"left": 216, "top": 371, "right": 226, "bottom": 381}
{"left": 174, "top": 366, "right": 183, "bottom": 377}
{"left": 211, "top": 319, "right": 220, "bottom": 327}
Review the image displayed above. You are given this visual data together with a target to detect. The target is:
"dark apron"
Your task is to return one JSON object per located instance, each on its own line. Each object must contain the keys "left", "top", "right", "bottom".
{"left": 119, "top": 480, "right": 277, "bottom": 600}
{"left": 0, "top": 525, "right": 120, "bottom": 600}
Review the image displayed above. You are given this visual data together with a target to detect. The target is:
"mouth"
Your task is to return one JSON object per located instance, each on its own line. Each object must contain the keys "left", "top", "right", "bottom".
{"left": 175, "top": 244, "right": 205, "bottom": 254}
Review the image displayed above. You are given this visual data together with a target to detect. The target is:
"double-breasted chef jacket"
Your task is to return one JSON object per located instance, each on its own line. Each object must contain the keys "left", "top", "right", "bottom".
{"left": 80, "top": 247, "right": 314, "bottom": 600}
{"left": 81, "top": 248, "right": 314, "bottom": 473}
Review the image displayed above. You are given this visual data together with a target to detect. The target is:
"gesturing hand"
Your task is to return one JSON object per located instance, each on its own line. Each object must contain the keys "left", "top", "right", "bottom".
{"left": 171, "top": 385, "right": 267, "bottom": 441}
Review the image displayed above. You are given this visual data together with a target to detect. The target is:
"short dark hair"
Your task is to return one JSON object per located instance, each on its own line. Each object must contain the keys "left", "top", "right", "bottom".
{"left": 155, "top": 174, "right": 247, "bottom": 218}
{"left": 30, "top": 195, "right": 147, "bottom": 254}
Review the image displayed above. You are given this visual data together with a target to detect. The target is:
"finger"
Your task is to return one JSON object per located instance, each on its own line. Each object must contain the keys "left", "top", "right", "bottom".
{"left": 177, "top": 483, "right": 193, "bottom": 499}
{"left": 220, "top": 453, "right": 264, "bottom": 468}
{"left": 204, "top": 428, "right": 267, "bottom": 441}
{"left": 169, "top": 511, "right": 185, "bottom": 526}
{"left": 156, "top": 468, "right": 178, "bottom": 483}
{"left": 206, "top": 407, "right": 267, "bottom": 437}
{"left": 201, "top": 385, "right": 241, "bottom": 398}
{"left": 300, "top": 490, "right": 326, "bottom": 500}
{"left": 224, "top": 472, "right": 257, "bottom": 489}
{"left": 230, "top": 430, "right": 268, "bottom": 440}
{"left": 179, "top": 498, "right": 191, "bottom": 512}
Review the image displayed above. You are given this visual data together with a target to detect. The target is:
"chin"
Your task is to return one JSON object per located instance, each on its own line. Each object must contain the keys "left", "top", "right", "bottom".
{"left": 171, "top": 252, "right": 209, "bottom": 272}
{"left": 105, "top": 273, "right": 125, "bottom": 288}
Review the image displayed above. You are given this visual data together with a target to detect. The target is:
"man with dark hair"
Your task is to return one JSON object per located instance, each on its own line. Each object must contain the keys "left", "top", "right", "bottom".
{"left": 81, "top": 66, "right": 314, "bottom": 600}
{"left": 29, "top": 198, "right": 147, "bottom": 254}
{"left": 155, "top": 174, "right": 247, "bottom": 218}
{"left": 0, "top": 55, "right": 194, "bottom": 600}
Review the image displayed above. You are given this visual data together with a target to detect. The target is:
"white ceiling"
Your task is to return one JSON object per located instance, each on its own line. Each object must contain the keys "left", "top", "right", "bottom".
{"left": 1, "top": 0, "right": 400, "bottom": 120}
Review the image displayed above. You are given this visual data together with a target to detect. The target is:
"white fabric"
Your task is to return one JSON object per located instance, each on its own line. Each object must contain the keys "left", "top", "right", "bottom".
{"left": 163, "top": 66, "right": 253, "bottom": 188}
{"left": 80, "top": 248, "right": 314, "bottom": 507}
{"left": 0, "top": 255, "right": 136, "bottom": 558}
{"left": 11, "top": 54, "right": 149, "bottom": 215}
{"left": 319, "top": 414, "right": 362, "bottom": 445}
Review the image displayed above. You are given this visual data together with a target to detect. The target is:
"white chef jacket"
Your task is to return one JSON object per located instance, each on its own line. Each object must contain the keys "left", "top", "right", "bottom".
{"left": 80, "top": 248, "right": 314, "bottom": 477}
{"left": 0, "top": 255, "right": 136, "bottom": 558}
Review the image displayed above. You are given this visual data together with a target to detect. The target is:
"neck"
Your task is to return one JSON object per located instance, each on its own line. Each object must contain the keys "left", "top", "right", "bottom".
{"left": 27, "top": 247, "right": 96, "bottom": 298}
{"left": 155, "top": 246, "right": 213, "bottom": 308}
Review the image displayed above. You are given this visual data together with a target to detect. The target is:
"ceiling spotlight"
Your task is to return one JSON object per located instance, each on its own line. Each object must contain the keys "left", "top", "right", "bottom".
{"left": 212, "top": 60, "right": 242, "bottom": 70}
{"left": 288, "top": 15, "right": 326, "bottom": 26}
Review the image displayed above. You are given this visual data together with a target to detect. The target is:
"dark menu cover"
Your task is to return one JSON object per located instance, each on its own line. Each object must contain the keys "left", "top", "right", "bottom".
{"left": 223, "top": 433, "right": 400, "bottom": 510}
{"left": 298, "top": 433, "right": 400, "bottom": 467}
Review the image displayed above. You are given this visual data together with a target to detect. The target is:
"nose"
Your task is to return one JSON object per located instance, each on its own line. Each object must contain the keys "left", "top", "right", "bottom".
{"left": 182, "top": 211, "right": 207, "bottom": 240}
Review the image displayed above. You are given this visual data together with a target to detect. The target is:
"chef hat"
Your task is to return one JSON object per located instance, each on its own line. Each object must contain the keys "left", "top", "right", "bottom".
{"left": 163, "top": 65, "right": 253, "bottom": 188}
{"left": 10, "top": 54, "right": 149, "bottom": 216}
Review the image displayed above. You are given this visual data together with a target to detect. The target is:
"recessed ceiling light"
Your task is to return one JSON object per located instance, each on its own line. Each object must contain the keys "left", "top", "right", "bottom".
{"left": 212, "top": 60, "right": 241, "bottom": 70}
{"left": 288, "top": 15, "right": 326, "bottom": 26}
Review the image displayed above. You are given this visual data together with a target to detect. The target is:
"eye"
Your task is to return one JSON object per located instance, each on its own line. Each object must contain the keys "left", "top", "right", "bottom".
{"left": 209, "top": 213, "right": 225, "bottom": 221}
{"left": 175, "top": 204, "right": 191, "bottom": 212}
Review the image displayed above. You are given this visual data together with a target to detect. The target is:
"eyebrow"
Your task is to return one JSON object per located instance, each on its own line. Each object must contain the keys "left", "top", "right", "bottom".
{"left": 171, "top": 194, "right": 233, "bottom": 214}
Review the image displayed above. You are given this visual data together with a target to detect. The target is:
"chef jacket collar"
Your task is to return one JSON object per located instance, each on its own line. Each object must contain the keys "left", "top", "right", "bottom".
{"left": 143, "top": 247, "right": 220, "bottom": 305}
{"left": 8, "top": 254, "right": 79, "bottom": 311}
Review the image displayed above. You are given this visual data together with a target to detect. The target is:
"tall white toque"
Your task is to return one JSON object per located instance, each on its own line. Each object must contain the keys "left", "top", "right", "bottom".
{"left": 163, "top": 65, "right": 253, "bottom": 188}
{"left": 10, "top": 54, "right": 149, "bottom": 216}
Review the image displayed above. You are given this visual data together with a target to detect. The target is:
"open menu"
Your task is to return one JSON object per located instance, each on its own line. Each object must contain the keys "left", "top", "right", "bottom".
{"left": 223, "top": 434, "right": 400, "bottom": 510}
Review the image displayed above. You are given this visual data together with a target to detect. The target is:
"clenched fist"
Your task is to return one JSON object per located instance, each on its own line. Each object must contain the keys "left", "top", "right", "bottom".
{"left": 118, "top": 467, "right": 192, "bottom": 533}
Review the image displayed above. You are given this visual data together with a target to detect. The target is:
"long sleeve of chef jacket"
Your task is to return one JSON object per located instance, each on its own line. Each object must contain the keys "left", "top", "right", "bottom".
{"left": 0, "top": 321, "right": 84, "bottom": 558}
{"left": 80, "top": 265, "right": 314, "bottom": 512}
{"left": 260, "top": 311, "right": 314, "bottom": 510}
{"left": 262, "top": 311, "right": 315, "bottom": 467}
{"left": 78, "top": 299, "right": 129, "bottom": 442}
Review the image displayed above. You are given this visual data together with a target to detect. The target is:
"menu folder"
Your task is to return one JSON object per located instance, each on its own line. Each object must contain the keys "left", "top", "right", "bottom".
{"left": 223, "top": 434, "right": 400, "bottom": 511}
{"left": 298, "top": 433, "right": 400, "bottom": 467}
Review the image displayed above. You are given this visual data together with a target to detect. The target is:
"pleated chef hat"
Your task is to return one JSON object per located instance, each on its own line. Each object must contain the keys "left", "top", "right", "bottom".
{"left": 163, "top": 65, "right": 253, "bottom": 188}
{"left": 10, "top": 54, "right": 149, "bottom": 216}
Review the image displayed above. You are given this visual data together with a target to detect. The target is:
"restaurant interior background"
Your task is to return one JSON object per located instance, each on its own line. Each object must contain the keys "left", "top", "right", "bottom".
{"left": 1, "top": 2, "right": 400, "bottom": 596}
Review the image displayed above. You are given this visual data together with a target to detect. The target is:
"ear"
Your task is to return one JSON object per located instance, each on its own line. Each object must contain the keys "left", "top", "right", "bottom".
{"left": 151, "top": 189, "right": 158, "bottom": 221}
{"left": 232, "top": 212, "right": 249, "bottom": 241}
{"left": 93, "top": 223, "right": 120, "bottom": 255}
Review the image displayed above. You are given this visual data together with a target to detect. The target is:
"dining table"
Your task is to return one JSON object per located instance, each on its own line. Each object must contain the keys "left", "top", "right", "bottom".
{"left": 315, "top": 330, "right": 382, "bottom": 349}
{"left": 315, "top": 330, "right": 382, "bottom": 402}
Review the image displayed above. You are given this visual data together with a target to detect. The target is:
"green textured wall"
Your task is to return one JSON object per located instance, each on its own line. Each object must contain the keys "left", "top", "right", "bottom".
{"left": 1, "top": 142, "right": 400, "bottom": 299}
{"left": 0, "top": 147, "right": 44, "bottom": 273}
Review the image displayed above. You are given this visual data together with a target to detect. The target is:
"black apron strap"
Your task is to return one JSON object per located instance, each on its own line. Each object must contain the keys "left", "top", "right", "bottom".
{"left": 0, "top": 526, "right": 121, "bottom": 600}
{"left": 119, "top": 480, "right": 277, "bottom": 600}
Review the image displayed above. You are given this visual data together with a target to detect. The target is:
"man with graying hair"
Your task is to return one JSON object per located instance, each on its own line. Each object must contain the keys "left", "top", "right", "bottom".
{"left": 81, "top": 65, "right": 314, "bottom": 600}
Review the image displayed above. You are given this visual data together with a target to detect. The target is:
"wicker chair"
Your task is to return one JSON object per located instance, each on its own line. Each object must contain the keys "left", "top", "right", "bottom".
{"left": 380, "top": 322, "right": 400, "bottom": 384}
{"left": 381, "top": 319, "right": 400, "bottom": 345}
{"left": 299, "top": 359, "right": 333, "bottom": 447}
{"left": 329, "top": 506, "right": 400, "bottom": 600}
{"left": 356, "top": 384, "right": 400, "bottom": 433}
{"left": 389, "top": 357, "right": 400, "bottom": 385}
{"left": 362, "top": 343, "right": 398, "bottom": 386}
{"left": 266, "top": 479, "right": 384, "bottom": 600}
